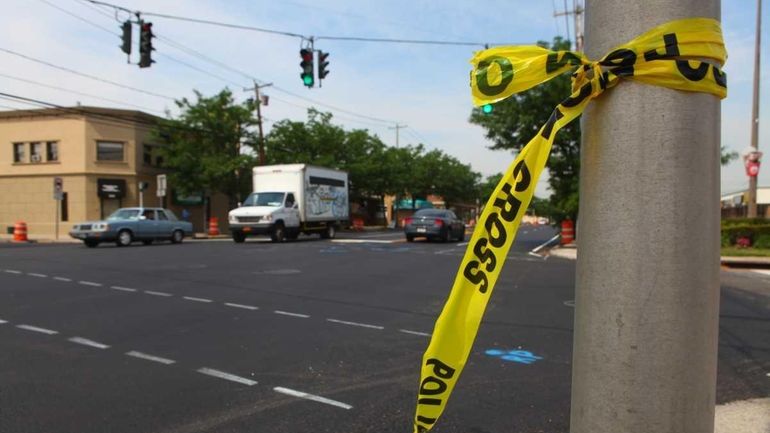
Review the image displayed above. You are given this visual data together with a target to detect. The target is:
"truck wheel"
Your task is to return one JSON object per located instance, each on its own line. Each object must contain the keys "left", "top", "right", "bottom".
{"left": 232, "top": 231, "right": 246, "bottom": 243}
{"left": 286, "top": 230, "right": 299, "bottom": 240}
{"left": 116, "top": 230, "right": 132, "bottom": 247}
{"left": 270, "top": 223, "right": 285, "bottom": 243}
{"left": 320, "top": 225, "right": 336, "bottom": 239}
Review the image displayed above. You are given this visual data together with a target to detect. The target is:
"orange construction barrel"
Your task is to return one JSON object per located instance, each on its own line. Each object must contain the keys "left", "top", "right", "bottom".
{"left": 560, "top": 218, "right": 574, "bottom": 245}
{"left": 13, "top": 221, "right": 28, "bottom": 242}
{"left": 208, "top": 217, "right": 220, "bottom": 236}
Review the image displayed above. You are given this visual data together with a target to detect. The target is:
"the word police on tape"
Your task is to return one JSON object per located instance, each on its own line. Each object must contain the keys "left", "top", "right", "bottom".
{"left": 413, "top": 17, "right": 727, "bottom": 433}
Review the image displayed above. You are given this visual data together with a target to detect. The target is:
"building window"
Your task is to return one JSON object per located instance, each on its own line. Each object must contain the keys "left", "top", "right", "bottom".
{"left": 97, "top": 141, "right": 124, "bottom": 161}
{"left": 143, "top": 144, "right": 152, "bottom": 165}
{"left": 13, "top": 142, "right": 25, "bottom": 163}
{"left": 30, "top": 142, "right": 42, "bottom": 163}
{"left": 46, "top": 141, "right": 59, "bottom": 162}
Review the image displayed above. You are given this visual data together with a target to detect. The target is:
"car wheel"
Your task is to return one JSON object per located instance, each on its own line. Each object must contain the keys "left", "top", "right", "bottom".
{"left": 406, "top": 235, "right": 414, "bottom": 242}
{"left": 320, "top": 225, "right": 336, "bottom": 239}
{"left": 142, "top": 239, "right": 153, "bottom": 245}
{"left": 116, "top": 230, "right": 132, "bottom": 247}
{"left": 232, "top": 231, "right": 246, "bottom": 243}
{"left": 84, "top": 239, "right": 99, "bottom": 248}
{"left": 270, "top": 223, "right": 285, "bottom": 243}
{"left": 171, "top": 230, "right": 184, "bottom": 244}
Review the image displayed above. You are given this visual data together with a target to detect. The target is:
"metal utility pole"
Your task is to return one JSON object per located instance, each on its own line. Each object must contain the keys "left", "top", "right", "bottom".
{"left": 554, "top": 0, "right": 584, "bottom": 51}
{"left": 389, "top": 124, "right": 407, "bottom": 147}
{"left": 748, "top": 0, "right": 762, "bottom": 218}
{"left": 245, "top": 81, "right": 272, "bottom": 165}
{"left": 571, "top": 2, "right": 720, "bottom": 433}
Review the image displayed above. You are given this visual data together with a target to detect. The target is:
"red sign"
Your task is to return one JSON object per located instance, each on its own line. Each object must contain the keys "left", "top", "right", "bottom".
{"left": 746, "top": 161, "right": 761, "bottom": 177}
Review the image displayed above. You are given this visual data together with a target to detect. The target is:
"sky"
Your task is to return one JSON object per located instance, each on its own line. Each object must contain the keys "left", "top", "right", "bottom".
{"left": 0, "top": 0, "right": 767, "bottom": 198}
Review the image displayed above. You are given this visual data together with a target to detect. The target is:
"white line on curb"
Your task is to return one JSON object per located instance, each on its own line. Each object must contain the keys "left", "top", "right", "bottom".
{"left": 273, "top": 386, "right": 352, "bottom": 409}
{"left": 3, "top": 269, "right": 21, "bottom": 274}
{"left": 224, "top": 302, "right": 259, "bottom": 310}
{"left": 78, "top": 281, "right": 102, "bottom": 287}
{"left": 111, "top": 286, "right": 136, "bottom": 292}
{"left": 53, "top": 276, "right": 72, "bottom": 282}
{"left": 274, "top": 310, "right": 309, "bottom": 318}
{"left": 144, "top": 290, "right": 172, "bottom": 297}
{"left": 125, "top": 351, "right": 176, "bottom": 365}
{"left": 399, "top": 329, "right": 431, "bottom": 337}
{"left": 16, "top": 324, "right": 58, "bottom": 335}
{"left": 196, "top": 368, "right": 257, "bottom": 386}
{"left": 326, "top": 318, "right": 383, "bottom": 330}
{"left": 183, "top": 296, "right": 212, "bottom": 303}
{"left": 28, "top": 273, "right": 47, "bottom": 278}
{"left": 68, "top": 337, "right": 110, "bottom": 349}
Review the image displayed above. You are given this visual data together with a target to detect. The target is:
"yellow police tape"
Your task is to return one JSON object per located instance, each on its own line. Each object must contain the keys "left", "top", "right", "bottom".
{"left": 413, "top": 17, "right": 726, "bottom": 432}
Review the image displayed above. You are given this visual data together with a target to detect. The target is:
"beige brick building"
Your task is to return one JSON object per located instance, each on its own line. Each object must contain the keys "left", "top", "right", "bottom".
{"left": 0, "top": 107, "right": 229, "bottom": 239}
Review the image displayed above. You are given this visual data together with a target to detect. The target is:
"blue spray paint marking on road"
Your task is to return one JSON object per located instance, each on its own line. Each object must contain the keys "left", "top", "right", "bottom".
{"left": 320, "top": 246, "right": 348, "bottom": 254}
{"left": 485, "top": 349, "right": 543, "bottom": 364}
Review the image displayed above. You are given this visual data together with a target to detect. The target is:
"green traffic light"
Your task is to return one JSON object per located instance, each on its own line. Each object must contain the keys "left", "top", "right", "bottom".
{"left": 303, "top": 75, "right": 314, "bottom": 86}
{"left": 482, "top": 104, "right": 493, "bottom": 114}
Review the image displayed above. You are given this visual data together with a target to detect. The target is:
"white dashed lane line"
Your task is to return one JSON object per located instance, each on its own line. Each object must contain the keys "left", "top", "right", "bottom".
{"left": 224, "top": 302, "right": 259, "bottom": 310}
{"left": 144, "top": 290, "right": 172, "bottom": 297}
{"left": 326, "top": 318, "right": 384, "bottom": 330}
{"left": 78, "top": 281, "right": 102, "bottom": 287}
{"left": 183, "top": 296, "right": 213, "bottom": 303}
{"left": 3, "top": 269, "right": 21, "bottom": 274}
{"left": 274, "top": 310, "right": 309, "bottom": 318}
{"left": 110, "top": 286, "right": 137, "bottom": 292}
{"left": 125, "top": 350, "right": 176, "bottom": 365}
{"left": 0, "top": 319, "right": 7, "bottom": 324}
{"left": 16, "top": 324, "right": 59, "bottom": 335}
{"left": 273, "top": 386, "right": 353, "bottom": 410}
{"left": 399, "top": 329, "right": 431, "bottom": 337}
{"left": 196, "top": 368, "right": 257, "bottom": 386}
{"left": 68, "top": 336, "right": 110, "bottom": 349}
{"left": 53, "top": 276, "right": 72, "bottom": 282}
{"left": 28, "top": 273, "right": 47, "bottom": 278}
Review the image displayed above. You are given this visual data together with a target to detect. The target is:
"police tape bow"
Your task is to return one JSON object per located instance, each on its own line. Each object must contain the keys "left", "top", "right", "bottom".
{"left": 413, "top": 17, "right": 726, "bottom": 432}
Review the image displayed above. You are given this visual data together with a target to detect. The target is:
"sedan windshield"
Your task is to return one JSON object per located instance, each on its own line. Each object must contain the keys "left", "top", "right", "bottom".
{"left": 107, "top": 209, "right": 140, "bottom": 220}
{"left": 242, "top": 192, "right": 285, "bottom": 207}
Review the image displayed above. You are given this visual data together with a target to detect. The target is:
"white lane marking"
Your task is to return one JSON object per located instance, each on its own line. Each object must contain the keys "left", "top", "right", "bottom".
{"left": 434, "top": 248, "right": 457, "bottom": 255}
{"left": 196, "top": 368, "right": 258, "bottom": 386}
{"left": 53, "top": 276, "right": 72, "bottom": 282}
{"left": 399, "top": 329, "right": 431, "bottom": 337}
{"left": 224, "top": 302, "right": 259, "bottom": 310}
{"left": 183, "top": 296, "right": 213, "bottom": 303}
{"left": 78, "top": 281, "right": 102, "bottom": 287}
{"left": 273, "top": 386, "right": 353, "bottom": 410}
{"left": 326, "top": 318, "right": 384, "bottom": 330}
{"left": 751, "top": 269, "right": 770, "bottom": 276}
{"left": 531, "top": 233, "right": 561, "bottom": 254}
{"left": 0, "top": 319, "right": 7, "bottom": 324}
{"left": 331, "top": 239, "right": 394, "bottom": 244}
{"left": 563, "top": 300, "right": 575, "bottom": 307}
{"left": 111, "top": 286, "right": 137, "bottom": 292}
{"left": 522, "top": 230, "right": 529, "bottom": 234}
{"left": 274, "top": 310, "right": 309, "bottom": 318}
{"left": 456, "top": 242, "right": 469, "bottom": 247}
{"left": 144, "top": 290, "right": 172, "bottom": 297}
{"left": 68, "top": 337, "right": 110, "bottom": 349}
{"left": 16, "top": 324, "right": 58, "bottom": 335}
{"left": 125, "top": 351, "right": 176, "bottom": 365}
{"left": 28, "top": 273, "right": 47, "bottom": 278}
{"left": 4, "top": 269, "right": 22, "bottom": 274}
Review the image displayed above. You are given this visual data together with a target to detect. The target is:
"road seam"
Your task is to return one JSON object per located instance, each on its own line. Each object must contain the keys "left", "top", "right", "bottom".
{"left": 196, "top": 367, "right": 257, "bottom": 386}
{"left": 326, "top": 318, "right": 384, "bottom": 330}
{"left": 125, "top": 350, "right": 176, "bottom": 365}
{"left": 274, "top": 310, "right": 310, "bottom": 318}
{"left": 68, "top": 336, "right": 110, "bottom": 349}
{"left": 273, "top": 386, "right": 353, "bottom": 409}
{"left": 16, "top": 324, "right": 58, "bottom": 335}
{"left": 224, "top": 302, "right": 259, "bottom": 310}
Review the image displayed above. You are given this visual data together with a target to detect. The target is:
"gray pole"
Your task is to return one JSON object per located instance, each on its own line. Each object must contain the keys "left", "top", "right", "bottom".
{"left": 747, "top": 0, "right": 762, "bottom": 218}
{"left": 571, "top": 2, "right": 721, "bottom": 433}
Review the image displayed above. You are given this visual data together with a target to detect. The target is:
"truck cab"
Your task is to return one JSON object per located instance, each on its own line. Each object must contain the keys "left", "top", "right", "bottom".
{"left": 228, "top": 191, "right": 300, "bottom": 242}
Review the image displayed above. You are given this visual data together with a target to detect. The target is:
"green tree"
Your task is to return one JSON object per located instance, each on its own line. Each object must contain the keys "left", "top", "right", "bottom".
{"left": 154, "top": 89, "right": 257, "bottom": 207}
{"left": 470, "top": 36, "right": 579, "bottom": 222}
{"left": 721, "top": 146, "right": 739, "bottom": 165}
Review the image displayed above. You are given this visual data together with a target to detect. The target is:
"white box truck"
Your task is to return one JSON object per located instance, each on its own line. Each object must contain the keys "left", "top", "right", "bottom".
{"left": 228, "top": 164, "right": 349, "bottom": 243}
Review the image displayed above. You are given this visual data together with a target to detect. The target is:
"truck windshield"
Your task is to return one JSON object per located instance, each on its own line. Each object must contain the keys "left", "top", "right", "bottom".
{"left": 242, "top": 192, "right": 285, "bottom": 207}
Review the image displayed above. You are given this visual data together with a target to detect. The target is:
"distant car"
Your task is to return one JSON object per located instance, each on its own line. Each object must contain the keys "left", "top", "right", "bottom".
{"left": 404, "top": 209, "right": 465, "bottom": 242}
{"left": 69, "top": 207, "right": 193, "bottom": 248}
{"left": 537, "top": 217, "right": 549, "bottom": 225}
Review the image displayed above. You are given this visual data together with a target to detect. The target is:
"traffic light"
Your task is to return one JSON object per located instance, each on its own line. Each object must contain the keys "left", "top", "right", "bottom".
{"left": 139, "top": 21, "right": 154, "bottom": 68}
{"left": 318, "top": 50, "right": 330, "bottom": 80}
{"left": 120, "top": 21, "right": 132, "bottom": 55}
{"left": 482, "top": 103, "right": 494, "bottom": 114}
{"left": 300, "top": 48, "right": 314, "bottom": 87}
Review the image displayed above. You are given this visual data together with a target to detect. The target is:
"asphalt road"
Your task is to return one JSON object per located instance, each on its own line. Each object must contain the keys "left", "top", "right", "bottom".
{"left": 0, "top": 225, "right": 767, "bottom": 433}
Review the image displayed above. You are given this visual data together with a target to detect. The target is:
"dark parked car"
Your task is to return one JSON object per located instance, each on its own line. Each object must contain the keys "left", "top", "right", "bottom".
{"left": 404, "top": 209, "right": 465, "bottom": 242}
{"left": 69, "top": 207, "right": 194, "bottom": 248}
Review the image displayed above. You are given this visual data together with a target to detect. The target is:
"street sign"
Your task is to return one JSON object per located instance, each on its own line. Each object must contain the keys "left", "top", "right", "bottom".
{"left": 157, "top": 174, "right": 167, "bottom": 197}
{"left": 53, "top": 177, "right": 63, "bottom": 200}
